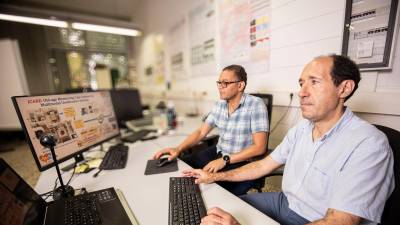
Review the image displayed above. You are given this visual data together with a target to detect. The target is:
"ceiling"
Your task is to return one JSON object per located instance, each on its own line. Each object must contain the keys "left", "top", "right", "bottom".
{"left": 0, "top": 0, "right": 141, "bottom": 21}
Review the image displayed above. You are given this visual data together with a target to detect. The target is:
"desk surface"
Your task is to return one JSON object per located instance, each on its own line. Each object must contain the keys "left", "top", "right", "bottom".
{"left": 35, "top": 117, "right": 279, "bottom": 225}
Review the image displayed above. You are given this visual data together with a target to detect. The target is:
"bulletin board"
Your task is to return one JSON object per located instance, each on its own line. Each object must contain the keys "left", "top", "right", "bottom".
{"left": 342, "top": 0, "right": 399, "bottom": 71}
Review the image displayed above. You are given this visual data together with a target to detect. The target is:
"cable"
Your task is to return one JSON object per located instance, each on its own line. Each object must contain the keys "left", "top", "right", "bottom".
{"left": 269, "top": 94, "right": 294, "bottom": 134}
{"left": 66, "top": 161, "right": 77, "bottom": 186}
{"left": 92, "top": 169, "right": 102, "bottom": 178}
{"left": 40, "top": 161, "right": 78, "bottom": 201}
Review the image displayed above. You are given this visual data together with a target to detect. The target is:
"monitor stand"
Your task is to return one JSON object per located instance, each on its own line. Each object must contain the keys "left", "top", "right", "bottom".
{"left": 61, "top": 153, "right": 85, "bottom": 171}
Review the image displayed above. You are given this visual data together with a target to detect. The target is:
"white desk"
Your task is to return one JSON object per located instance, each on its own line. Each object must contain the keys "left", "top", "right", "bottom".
{"left": 35, "top": 117, "right": 279, "bottom": 225}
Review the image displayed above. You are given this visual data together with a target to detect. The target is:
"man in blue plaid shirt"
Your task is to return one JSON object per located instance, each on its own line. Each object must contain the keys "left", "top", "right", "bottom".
{"left": 153, "top": 65, "right": 269, "bottom": 195}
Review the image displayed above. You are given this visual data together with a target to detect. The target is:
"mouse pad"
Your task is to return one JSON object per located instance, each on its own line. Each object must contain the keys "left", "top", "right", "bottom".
{"left": 144, "top": 159, "right": 178, "bottom": 175}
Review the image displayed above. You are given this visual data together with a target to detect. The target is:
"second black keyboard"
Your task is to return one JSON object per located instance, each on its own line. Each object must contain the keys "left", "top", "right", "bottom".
{"left": 121, "top": 129, "right": 152, "bottom": 143}
{"left": 99, "top": 144, "right": 128, "bottom": 170}
{"left": 169, "top": 177, "right": 207, "bottom": 225}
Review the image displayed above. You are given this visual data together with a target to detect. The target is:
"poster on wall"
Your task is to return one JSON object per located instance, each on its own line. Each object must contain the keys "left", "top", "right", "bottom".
{"left": 218, "top": 0, "right": 271, "bottom": 75}
{"left": 342, "top": 0, "right": 399, "bottom": 70}
{"left": 168, "top": 18, "right": 187, "bottom": 80}
{"left": 140, "top": 35, "right": 166, "bottom": 86}
{"left": 189, "top": 0, "right": 217, "bottom": 77}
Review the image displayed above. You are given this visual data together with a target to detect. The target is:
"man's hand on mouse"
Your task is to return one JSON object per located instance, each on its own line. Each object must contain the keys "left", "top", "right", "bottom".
{"left": 157, "top": 157, "right": 171, "bottom": 167}
{"left": 152, "top": 147, "right": 180, "bottom": 161}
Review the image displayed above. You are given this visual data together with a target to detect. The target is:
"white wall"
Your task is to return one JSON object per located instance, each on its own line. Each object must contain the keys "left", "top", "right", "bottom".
{"left": 132, "top": 0, "right": 400, "bottom": 139}
{"left": 0, "top": 39, "right": 29, "bottom": 130}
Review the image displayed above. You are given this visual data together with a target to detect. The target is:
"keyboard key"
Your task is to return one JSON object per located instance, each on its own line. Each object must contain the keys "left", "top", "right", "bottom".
{"left": 63, "top": 194, "right": 101, "bottom": 225}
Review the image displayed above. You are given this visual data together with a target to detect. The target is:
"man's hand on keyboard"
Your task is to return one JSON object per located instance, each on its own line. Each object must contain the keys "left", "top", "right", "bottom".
{"left": 200, "top": 207, "right": 241, "bottom": 225}
{"left": 152, "top": 147, "right": 179, "bottom": 161}
{"left": 182, "top": 169, "right": 216, "bottom": 184}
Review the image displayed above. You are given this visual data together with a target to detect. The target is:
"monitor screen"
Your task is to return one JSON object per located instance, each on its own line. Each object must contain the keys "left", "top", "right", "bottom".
{"left": 110, "top": 89, "right": 143, "bottom": 123}
{"left": 12, "top": 91, "right": 120, "bottom": 171}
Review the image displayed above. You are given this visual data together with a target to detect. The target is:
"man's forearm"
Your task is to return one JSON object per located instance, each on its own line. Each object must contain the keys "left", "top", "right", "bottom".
{"left": 176, "top": 129, "right": 205, "bottom": 154}
{"left": 307, "top": 209, "right": 360, "bottom": 225}
{"left": 229, "top": 144, "right": 265, "bottom": 164}
{"left": 212, "top": 156, "right": 282, "bottom": 182}
{"left": 229, "top": 132, "right": 268, "bottom": 164}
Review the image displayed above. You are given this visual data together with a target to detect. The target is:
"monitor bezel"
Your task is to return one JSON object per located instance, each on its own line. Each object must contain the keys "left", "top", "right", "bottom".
{"left": 11, "top": 91, "right": 120, "bottom": 172}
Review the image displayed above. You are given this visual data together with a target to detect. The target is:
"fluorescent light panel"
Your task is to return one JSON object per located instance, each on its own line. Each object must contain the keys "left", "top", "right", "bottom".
{"left": 72, "top": 22, "right": 141, "bottom": 36}
{"left": 0, "top": 13, "right": 141, "bottom": 37}
{"left": 0, "top": 13, "right": 68, "bottom": 28}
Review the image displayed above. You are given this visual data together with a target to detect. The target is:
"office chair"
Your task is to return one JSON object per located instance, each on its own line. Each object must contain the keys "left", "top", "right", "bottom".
{"left": 374, "top": 124, "right": 399, "bottom": 225}
{"left": 250, "top": 93, "right": 285, "bottom": 192}
{"left": 180, "top": 134, "right": 219, "bottom": 158}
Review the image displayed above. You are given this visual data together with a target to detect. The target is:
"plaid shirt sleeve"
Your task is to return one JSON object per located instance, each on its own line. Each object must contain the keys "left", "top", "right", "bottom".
{"left": 250, "top": 98, "right": 269, "bottom": 133}
{"left": 205, "top": 102, "right": 219, "bottom": 127}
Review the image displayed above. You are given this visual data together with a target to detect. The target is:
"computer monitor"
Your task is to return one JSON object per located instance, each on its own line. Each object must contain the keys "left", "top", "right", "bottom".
{"left": 12, "top": 91, "right": 120, "bottom": 171}
{"left": 109, "top": 89, "right": 143, "bottom": 126}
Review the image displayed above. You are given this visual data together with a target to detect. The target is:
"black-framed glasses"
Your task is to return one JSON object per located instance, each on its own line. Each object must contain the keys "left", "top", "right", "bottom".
{"left": 216, "top": 80, "right": 241, "bottom": 88}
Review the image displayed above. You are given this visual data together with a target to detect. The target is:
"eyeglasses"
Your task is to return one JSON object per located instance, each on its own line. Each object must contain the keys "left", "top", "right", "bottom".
{"left": 216, "top": 80, "right": 241, "bottom": 88}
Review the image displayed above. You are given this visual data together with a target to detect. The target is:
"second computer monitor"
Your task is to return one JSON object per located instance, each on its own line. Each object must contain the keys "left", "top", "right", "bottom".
{"left": 110, "top": 89, "right": 143, "bottom": 125}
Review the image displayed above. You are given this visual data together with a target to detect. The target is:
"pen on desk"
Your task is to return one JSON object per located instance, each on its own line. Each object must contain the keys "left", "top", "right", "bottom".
{"left": 93, "top": 169, "right": 102, "bottom": 178}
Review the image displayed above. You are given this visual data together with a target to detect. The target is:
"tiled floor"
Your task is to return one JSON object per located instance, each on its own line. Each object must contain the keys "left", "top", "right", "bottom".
{"left": 0, "top": 140, "right": 40, "bottom": 187}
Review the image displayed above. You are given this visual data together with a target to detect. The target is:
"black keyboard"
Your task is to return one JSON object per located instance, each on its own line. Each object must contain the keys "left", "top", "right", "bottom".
{"left": 169, "top": 177, "right": 207, "bottom": 225}
{"left": 99, "top": 144, "right": 128, "bottom": 170}
{"left": 63, "top": 189, "right": 116, "bottom": 225}
{"left": 63, "top": 194, "right": 102, "bottom": 225}
{"left": 121, "top": 129, "right": 152, "bottom": 143}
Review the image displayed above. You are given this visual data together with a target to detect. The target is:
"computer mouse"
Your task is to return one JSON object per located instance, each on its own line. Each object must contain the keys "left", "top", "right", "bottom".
{"left": 157, "top": 157, "right": 171, "bottom": 167}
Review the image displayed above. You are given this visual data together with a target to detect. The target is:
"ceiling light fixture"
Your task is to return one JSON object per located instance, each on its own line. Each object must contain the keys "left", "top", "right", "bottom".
{"left": 0, "top": 13, "right": 68, "bottom": 28}
{"left": 71, "top": 22, "right": 141, "bottom": 37}
{"left": 0, "top": 13, "right": 141, "bottom": 37}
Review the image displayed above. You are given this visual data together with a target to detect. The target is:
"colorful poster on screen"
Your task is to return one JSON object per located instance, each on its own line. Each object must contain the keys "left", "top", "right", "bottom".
{"left": 15, "top": 92, "right": 119, "bottom": 168}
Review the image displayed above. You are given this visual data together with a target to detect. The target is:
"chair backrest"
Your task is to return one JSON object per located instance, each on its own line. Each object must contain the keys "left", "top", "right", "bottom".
{"left": 250, "top": 93, "right": 273, "bottom": 148}
{"left": 374, "top": 124, "right": 400, "bottom": 225}
{"left": 249, "top": 94, "right": 275, "bottom": 192}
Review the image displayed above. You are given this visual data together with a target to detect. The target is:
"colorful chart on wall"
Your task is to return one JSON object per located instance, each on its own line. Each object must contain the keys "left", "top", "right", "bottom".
{"left": 218, "top": 0, "right": 271, "bottom": 74}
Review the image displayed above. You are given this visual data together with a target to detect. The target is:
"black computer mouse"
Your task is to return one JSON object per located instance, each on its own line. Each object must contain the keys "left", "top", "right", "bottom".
{"left": 157, "top": 157, "right": 171, "bottom": 167}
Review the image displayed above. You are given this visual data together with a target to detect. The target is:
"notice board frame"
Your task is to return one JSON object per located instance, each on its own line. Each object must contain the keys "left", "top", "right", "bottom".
{"left": 341, "top": 0, "right": 399, "bottom": 71}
